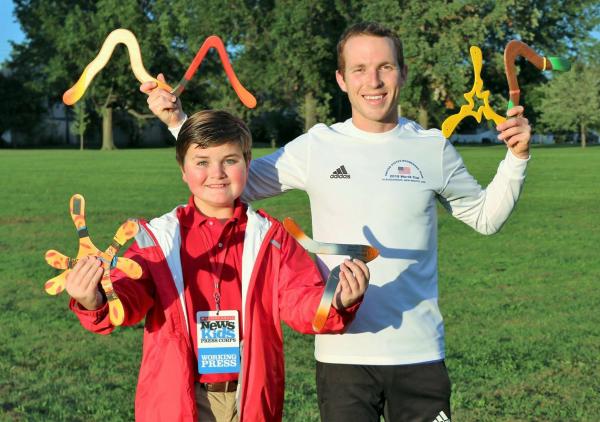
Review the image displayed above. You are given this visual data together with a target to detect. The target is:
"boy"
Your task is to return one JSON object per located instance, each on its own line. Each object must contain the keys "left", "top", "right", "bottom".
{"left": 65, "top": 110, "right": 370, "bottom": 422}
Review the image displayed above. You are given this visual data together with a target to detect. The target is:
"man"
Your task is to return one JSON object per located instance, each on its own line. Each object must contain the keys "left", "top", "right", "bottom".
{"left": 142, "top": 22, "right": 531, "bottom": 422}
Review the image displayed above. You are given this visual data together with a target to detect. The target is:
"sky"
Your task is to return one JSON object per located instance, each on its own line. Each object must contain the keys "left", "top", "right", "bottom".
{"left": 0, "top": 0, "right": 24, "bottom": 64}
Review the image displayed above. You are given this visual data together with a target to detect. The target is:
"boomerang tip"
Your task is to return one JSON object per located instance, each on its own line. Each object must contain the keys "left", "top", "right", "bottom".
{"left": 548, "top": 57, "right": 571, "bottom": 72}
{"left": 63, "top": 68, "right": 90, "bottom": 106}
{"left": 108, "top": 300, "right": 125, "bottom": 326}
{"left": 115, "top": 219, "right": 139, "bottom": 242}
{"left": 44, "top": 249, "right": 57, "bottom": 261}
{"left": 282, "top": 217, "right": 304, "bottom": 238}
{"left": 44, "top": 272, "right": 67, "bottom": 295}
{"left": 365, "top": 247, "right": 379, "bottom": 262}
{"left": 312, "top": 311, "right": 328, "bottom": 332}
{"left": 63, "top": 90, "right": 79, "bottom": 106}
{"left": 241, "top": 93, "right": 257, "bottom": 109}
{"left": 70, "top": 194, "right": 85, "bottom": 212}
{"left": 44, "top": 249, "right": 69, "bottom": 269}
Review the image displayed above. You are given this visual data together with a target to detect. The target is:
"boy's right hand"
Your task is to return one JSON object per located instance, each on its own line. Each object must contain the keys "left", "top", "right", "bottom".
{"left": 65, "top": 256, "right": 105, "bottom": 310}
{"left": 333, "top": 259, "right": 370, "bottom": 310}
{"left": 139, "top": 73, "right": 186, "bottom": 128}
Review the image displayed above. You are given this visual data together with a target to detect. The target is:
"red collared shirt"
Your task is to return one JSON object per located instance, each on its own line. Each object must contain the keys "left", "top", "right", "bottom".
{"left": 178, "top": 196, "right": 247, "bottom": 383}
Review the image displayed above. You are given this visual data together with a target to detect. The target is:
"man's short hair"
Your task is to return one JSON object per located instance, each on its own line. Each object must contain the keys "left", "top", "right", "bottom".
{"left": 337, "top": 22, "right": 404, "bottom": 72}
{"left": 176, "top": 110, "right": 252, "bottom": 166}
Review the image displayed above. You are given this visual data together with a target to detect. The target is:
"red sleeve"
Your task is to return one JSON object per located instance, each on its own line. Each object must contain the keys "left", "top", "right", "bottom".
{"left": 277, "top": 226, "right": 361, "bottom": 334}
{"left": 69, "top": 240, "right": 156, "bottom": 334}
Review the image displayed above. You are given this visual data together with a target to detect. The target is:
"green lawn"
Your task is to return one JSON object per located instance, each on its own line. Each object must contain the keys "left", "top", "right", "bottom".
{"left": 0, "top": 145, "right": 598, "bottom": 421}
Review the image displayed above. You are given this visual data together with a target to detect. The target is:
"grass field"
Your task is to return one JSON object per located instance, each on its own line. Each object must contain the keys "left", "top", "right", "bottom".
{"left": 0, "top": 145, "right": 598, "bottom": 421}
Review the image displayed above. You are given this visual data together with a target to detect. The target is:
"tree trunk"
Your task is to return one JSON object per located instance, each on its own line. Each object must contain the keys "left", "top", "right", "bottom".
{"left": 80, "top": 133, "right": 84, "bottom": 150}
{"left": 580, "top": 122, "right": 586, "bottom": 148}
{"left": 304, "top": 91, "right": 317, "bottom": 132}
{"left": 418, "top": 104, "right": 429, "bottom": 129}
{"left": 101, "top": 106, "right": 116, "bottom": 150}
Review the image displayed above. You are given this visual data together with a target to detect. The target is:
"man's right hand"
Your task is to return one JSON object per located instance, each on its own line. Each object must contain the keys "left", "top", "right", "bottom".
{"left": 140, "top": 73, "right": 186, "bottom": 128}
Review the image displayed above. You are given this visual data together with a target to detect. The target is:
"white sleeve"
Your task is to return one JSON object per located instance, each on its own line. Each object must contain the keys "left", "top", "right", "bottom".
{"left": 438, "top": 141, "right": 529, "bottom": 235}
{"left": 167, "top": 115, "right": 188, "bottom": 140}
{"left": 242, "top": 134, "right": 310, "bottom": 202}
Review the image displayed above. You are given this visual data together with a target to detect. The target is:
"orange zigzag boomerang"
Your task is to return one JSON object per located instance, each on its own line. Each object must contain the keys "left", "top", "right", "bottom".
{"left": 63, "top": 28, "right": 256, "bottom": 108}
{"left": 44, "top": 194, "right": 142, "bottom": 326}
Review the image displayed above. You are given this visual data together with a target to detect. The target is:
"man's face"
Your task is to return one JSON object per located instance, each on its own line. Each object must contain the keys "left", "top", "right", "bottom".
{"left": 181, "top": 142, "right": 248, "bottom": 219}
{"left": 336, "top": 35, "right": 407, "bottom": 133}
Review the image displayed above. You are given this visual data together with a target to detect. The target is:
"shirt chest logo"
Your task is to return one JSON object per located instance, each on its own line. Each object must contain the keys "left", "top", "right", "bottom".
{"left": 330, "top": 165, "right": 351, "bottom": 179}
{"left": 383, "top": 159, "right": 426, "bottom": 183}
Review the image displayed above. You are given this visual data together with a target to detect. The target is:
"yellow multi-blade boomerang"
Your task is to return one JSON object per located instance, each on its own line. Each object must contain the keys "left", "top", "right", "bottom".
{"left": 442, "top": 42, "right": 570, "bottom": 138}
{"left": 44, "top": 194, "right": 142, "bottom": 326}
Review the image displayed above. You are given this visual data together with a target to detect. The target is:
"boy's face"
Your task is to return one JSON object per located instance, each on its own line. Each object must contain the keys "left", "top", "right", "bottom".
{"left": 335, "top": 35, "right": 407, "bottom": 133}
{"left": 181, "top": 142, "right": 248, "bottom": 219}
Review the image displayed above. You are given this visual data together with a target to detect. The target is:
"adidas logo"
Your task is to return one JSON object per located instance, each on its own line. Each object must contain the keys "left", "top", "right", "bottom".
{"left": 330, "top": 165, "right": 351, "bottom": 179}
{"left": 432, "top": 410, "right": 450, "bottom": 422}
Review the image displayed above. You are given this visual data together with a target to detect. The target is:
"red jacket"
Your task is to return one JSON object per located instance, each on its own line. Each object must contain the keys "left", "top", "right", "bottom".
{"left": 71, "top": 205, "right": 359, "bottom": 421}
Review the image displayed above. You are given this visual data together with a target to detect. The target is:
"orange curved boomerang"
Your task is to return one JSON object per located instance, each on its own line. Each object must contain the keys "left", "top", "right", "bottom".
{"left": 63, "top": 28, "right": 256, "bottom": 108}
{"left": 441, "top": 42, "right": 570, "bottom": 138}
{"left": 172, "top": 35, "right": 256, "bottom": 108}
{"left": 504, "top": 40, "right": 570, "bottom": 109}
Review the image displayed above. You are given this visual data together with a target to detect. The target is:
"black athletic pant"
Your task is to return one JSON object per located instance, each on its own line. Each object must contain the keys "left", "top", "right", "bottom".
{"left": 316, "top": 360, "right": 451, "bottom": 422}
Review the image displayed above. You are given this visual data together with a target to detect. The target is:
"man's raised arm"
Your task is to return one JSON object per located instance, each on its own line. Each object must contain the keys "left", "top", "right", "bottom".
{"left": 140, "top": 73, "right": 187, "bottom": 129}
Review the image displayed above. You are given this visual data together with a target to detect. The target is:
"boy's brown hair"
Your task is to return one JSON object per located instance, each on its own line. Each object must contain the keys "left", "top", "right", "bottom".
{"left": 337, "top": 22, "right": 404, "bottom": 73}
{"left": 176, "top": 110, "right": 252, "bottom": 165}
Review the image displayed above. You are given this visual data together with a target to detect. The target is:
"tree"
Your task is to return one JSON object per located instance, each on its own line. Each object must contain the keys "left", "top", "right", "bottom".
{"left": 12, "top": 0, "right": 177, "bottom": 149}
{"left": 266, "top": 1, "right": 345, "bottom": 131}
{"left": 537, "top": 62, "right": 600, "bottom": 147}
{"left": 69, "top": 102, "right": 90, "bottom": 150}
{"left": 0, "top": 67, "right": 45, "bottom": 147}
{"left": 345, "top": 0, "right": 599, "bottom": 129}
{"left": 9, "top": 0, "right": 599, "bottom": 146}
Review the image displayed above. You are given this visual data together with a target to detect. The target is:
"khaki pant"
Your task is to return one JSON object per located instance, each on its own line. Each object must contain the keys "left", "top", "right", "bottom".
{"left": 195, "top": 383, "right": 238, "bottom": 422}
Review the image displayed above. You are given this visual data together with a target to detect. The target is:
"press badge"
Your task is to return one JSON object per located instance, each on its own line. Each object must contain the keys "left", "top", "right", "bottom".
{"left": 197, "top": 310, "right": 241, "bottom": 374}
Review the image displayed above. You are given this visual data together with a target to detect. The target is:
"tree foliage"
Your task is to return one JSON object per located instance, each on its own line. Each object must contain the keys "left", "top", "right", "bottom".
{"left": 12, "top": 0, "right": 178, "bottom": 149}
{"left": 349, "top": 0, "right": 600, "bottom": 129}
{"left": 70, "top": 101, "right": 90, "bottom": 150}
{"left": 0, "top": 69, "right": 44, "bottom": 145}
{"left": 537, "top": 61, "right": 600, "bottom": 147}
{"left": 6, "top": 0, "right": 600, "bottom": 145}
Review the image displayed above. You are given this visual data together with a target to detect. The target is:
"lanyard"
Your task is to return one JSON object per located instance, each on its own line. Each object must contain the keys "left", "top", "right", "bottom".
{"left": 199, "top": 220, "right": 234, "bottom": 314}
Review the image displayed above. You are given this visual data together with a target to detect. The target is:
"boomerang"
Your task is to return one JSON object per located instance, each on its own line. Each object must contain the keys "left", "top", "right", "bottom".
{"left": 282, "top": 218, "right": 379, "bottom": 332}
{"left": 442, "top": 41, "right": 570, "bottom": 138}
{"left": 44, "top": 194, "right": 142, "bottom": 326}
{"left": 504, "top": 40, "right": 570, "bottom": 109}
{"left": 63, "top": 28, "right": 256, "bottom": 108}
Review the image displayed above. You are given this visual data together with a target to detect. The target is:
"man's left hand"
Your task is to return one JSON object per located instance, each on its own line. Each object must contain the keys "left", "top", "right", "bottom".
{"left": 497, "top": 105, "right": 531, "bottom": 159}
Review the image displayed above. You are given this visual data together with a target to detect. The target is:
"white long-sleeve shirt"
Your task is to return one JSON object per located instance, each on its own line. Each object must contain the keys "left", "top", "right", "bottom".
{"left": 172, "top": 117, "right": 529, "bottom": 365}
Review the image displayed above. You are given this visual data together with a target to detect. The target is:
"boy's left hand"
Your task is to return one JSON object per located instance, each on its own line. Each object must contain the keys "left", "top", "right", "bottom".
{"left": 333, "top": 259, "right": 370, "bottom": 309}
{"left": 496, "top": 105, "right": 531, "bottom": 159}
